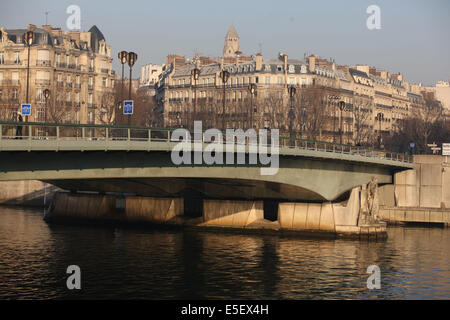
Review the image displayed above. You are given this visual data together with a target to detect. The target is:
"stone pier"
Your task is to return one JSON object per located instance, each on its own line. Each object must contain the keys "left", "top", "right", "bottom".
{"left": 278, "top": 184, "right": 387, "bottom": 239}
{"left": 45, "top": 183, "right": 386, "bottom": 239}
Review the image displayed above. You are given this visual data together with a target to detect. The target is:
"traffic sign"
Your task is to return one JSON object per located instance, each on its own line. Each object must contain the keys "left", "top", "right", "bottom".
{"left": 123, "top": 100, "right": 133, "bottom": 115}
{"left": 443, "top": 143, "right": 450, "bottom": 156}
{"left": 21, "top": 104, "right": 31, "bottom": 116}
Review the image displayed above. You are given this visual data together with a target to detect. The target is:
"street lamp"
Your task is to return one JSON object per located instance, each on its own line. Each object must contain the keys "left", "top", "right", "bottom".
{"left": 191, "top": 67, "right": 200, "bottom": 128}
{"left": 328, "top": 95, "right": 340, "bottom": 143}
{"left": 288, "top": 86, "right": 296, "bottom": 143}
{"left": 219, "top": 70, "right": 230, "bottom": 130}
{"left": 376, "top": 112, "right": 384, "bottom": 148}
{"left": 24, "top": 30, "right": 35, "bottom": 122}
{"left": 118, "top": 51, "right": 128, "bottom": 100}
{"left": 339, "top": 101, "right": 345, "bottom": 145}
{"left": 248, "top": 83, "right": 256, "bottom": 129}
{"left": 43, "top": 89, "right": 50, "bottom": 136}
{"left": 127, "top": 52, "right": 137, "bottom": 100}
{"left": 126, "top": 52, "right": 137, "bottom": 126}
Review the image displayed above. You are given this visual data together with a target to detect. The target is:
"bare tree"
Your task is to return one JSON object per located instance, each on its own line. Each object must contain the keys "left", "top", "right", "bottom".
{"left": 351, "top": 97, "right": 373, "bottom": 146}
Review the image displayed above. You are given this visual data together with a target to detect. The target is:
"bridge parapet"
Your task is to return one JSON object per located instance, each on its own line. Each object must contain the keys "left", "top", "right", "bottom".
{"left": 0, "top": 121, "right": 413, "bottom": 167}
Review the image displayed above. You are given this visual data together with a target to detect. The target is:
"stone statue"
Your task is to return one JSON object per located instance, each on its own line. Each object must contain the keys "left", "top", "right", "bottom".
{"left": 367, "top": 177, "right": 379, "bottom": 221}
{"left": 359, "top": 177, "right": 379, "bottom": 225}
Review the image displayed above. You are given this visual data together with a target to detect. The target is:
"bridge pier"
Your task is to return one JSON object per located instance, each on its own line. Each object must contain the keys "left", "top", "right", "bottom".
{"left": 46, "top": 182, "right": 386, "bottom": 240}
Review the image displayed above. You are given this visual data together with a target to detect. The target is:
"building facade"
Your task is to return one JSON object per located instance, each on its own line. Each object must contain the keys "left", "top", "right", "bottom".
{"left": 0, "top": 24, "right": 115, "bottom": 125}
{"left": 155, "top": 28, "right": 439, "bottom": 146}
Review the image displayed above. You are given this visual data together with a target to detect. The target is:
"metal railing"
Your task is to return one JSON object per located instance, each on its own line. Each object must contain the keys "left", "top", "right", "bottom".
{"left": 0, "top": 121, "right": 413, "bottom": 164}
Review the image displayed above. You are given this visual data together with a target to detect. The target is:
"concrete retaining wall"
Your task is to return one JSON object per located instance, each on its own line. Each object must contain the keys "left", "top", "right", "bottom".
{"left": 383, "top": 155, "right": 449, "bottom": 209}
{"left": 0, "top": 180, "right": 61, "bottom": 207}
{"left": 379, "top": 207, "right": 449, "bottom": 226}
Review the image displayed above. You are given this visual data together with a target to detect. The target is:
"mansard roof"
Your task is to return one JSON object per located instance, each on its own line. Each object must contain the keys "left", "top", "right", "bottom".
{"left": 88, "top": 25, "right": 105, "bottom": 53}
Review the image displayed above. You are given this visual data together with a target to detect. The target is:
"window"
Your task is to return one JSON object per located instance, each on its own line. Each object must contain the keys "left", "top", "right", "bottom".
{"left": 36, "top": 88, "right": 45, "bottom": 103}
{"left": 12, "top": 71, "right": 19, "bottom": 84}
{"left": 14, "top": 52, "right": 20, "bottom": 64}
{"left": 102, "top": 77, "right": 107, "bottom": 87}
{"left": 288, "top": 77, "right": 295, "bottom": 85}
{"left": 288, "top": 65, "right": 295, "bottom": 73}
{"left": 0, "top": 52, "right": 4, "bottom": 64}
{"left": 277, "top": 77, "right": 283, "bottom": 84}
{"left": 12, "top": 88, "right": 19, "bottom": 99}
{"left": 265, "top": 77, "right": 270, "bottom": 85}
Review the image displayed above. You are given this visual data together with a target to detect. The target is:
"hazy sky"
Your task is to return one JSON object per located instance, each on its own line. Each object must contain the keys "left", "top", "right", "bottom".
{"left": 1, "top": 0, "right": 449, "bottom": 85}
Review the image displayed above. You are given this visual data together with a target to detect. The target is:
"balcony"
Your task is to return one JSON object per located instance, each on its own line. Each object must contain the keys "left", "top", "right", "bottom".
{"left": 74, "top": 83, "right": 81, "bottom": 89}
{"left": 66, "top": 83, "right": 72, "bottom": 88}
{"left": 36, "top": 60, "right": 51, "bottom": 67}
{"left": 0, "top": 80, "right": 20, "bottom": 86}
{"left": 65, "top": 101, "right": 72, "bottom": 107}
{"left": 36, "top": 79, "right": 51, "bottom": 86}
{"left": 101, "top": 68, "right": 109, "bottom": 74}
{"left": 57, "top": 81, "right": 64, "bottom": 87}
{"left": 89, "top": 67, "right": 94, "bottom": 72}
{"left": 68, "top": 64, "right": 76, "bottom": 69}
{"left": 74, "top": 102, "right": 81, "bottom": 108}
{"left": 56, "top": 62, "right": 66, "bottom": 68}
{"left": 88, "top": 84, "right": 94, "bottom": 90}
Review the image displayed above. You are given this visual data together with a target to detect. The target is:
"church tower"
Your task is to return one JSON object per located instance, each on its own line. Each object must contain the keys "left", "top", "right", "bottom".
{"left": 222, "top": 26, "right": 240, "bottom": 58}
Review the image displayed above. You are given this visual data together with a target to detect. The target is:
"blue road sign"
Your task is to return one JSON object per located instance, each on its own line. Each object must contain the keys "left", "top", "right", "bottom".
{"left": 21, "top": 104, "right": 31, "bottom": 116}
{"left": 123, "top": 100, "right": 133, "bottom": 115}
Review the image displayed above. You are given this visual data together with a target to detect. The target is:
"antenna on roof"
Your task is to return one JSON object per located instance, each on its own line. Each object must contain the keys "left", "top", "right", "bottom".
{"left": 45, "top": 11, "right": 50, "bottom": 25}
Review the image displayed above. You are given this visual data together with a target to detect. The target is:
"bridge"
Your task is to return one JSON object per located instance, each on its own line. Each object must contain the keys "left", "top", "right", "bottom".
{"left": 0, "top": 121, "right": 413, "bottom": 238}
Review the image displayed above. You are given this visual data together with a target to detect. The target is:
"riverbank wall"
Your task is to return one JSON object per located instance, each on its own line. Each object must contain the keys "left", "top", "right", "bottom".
{"left": 0, "top": 180, "right": 60, "bottom": 207}
{"left": 379, "top": 155, "right": 449, "bottom": 226}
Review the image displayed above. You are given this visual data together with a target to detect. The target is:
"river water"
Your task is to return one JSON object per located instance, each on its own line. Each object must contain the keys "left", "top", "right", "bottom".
{"left": 0, "top": 206, "right": 449, "bottom": 300}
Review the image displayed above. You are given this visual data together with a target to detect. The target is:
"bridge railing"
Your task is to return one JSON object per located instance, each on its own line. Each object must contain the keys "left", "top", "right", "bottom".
{"left": 0, "top": 121, "right": 413, "bottom": 163}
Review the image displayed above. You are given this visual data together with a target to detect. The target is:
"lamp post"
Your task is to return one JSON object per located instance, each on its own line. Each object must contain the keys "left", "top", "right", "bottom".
{"left": 191, "top": 67, "right": 200, "bottom": 129}
{"left": 248, "top": 83, "right": 256, "bottom": 129}
{"left": 328, "top": 95, "right": 340, "bottom": 143}
{"left": 376, "top": 112, "right": 384, "bottom": 148}
{"left": 126, "top": 52, "right": 137, "bottom": 125}
{"left": 219, "top": 70, "right": 230, "bottom": 130}
{"left": 43, "top": 89, "right": 50, "bottom": 136}
{"left": 118, "top": 51, "right": 128, "bottom": 124}
{"left": 288, "top": 86, "right": 296, "bottom": 144}
{"left": 24, "top": 30, "right": 35, "bottom": 122}
{"left": 339, "top": 101, "right": 345, "bottom": 145}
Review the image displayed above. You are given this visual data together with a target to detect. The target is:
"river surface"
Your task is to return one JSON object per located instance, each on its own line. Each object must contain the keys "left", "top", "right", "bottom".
{"left": 0, "top": 206, "right": 449, "bottom": 300}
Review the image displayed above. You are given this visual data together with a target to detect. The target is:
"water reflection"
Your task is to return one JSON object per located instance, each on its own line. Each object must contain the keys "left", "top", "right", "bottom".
{"left": 0, "top": 206, "right": 449, "bottom": 299}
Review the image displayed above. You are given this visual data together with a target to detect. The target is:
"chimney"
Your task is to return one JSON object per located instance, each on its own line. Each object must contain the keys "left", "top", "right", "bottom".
{"left": 255, "top": 53, "right": 262, "bottom": 71}
{"left": 41, "top": 25, "right": 52, "bottom": 33}
{"left": 308, "top": 55, "right": 316, "bottom": 73}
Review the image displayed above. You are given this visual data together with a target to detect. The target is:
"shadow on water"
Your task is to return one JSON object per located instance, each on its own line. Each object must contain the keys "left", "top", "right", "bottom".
{"left": 0, "top": 206, "right": 449, "bottom": 299}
